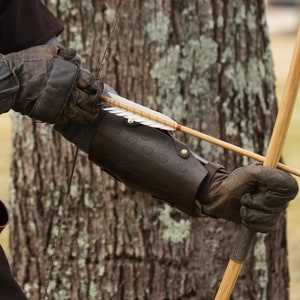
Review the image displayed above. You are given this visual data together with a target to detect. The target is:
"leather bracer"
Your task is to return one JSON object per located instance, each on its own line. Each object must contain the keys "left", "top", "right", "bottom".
{"left": 89, "top": 111, "right": 220, "bottom": 216}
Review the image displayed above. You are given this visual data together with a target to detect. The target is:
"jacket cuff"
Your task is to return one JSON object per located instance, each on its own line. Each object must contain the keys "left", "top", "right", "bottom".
{"left": 195, "top": 162, "right": 227, "bottom": 214}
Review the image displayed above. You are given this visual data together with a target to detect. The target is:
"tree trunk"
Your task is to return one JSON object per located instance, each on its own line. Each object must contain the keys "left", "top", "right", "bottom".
{"left": 9, "top": 0, "right": 289, "bottom": 299}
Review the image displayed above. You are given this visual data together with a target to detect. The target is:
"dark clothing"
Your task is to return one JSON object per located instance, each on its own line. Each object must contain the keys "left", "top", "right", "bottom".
{"left": 0, "top": 1, "right": 63, "bottom": 298}
{"left": 0, "top": 0, "right": 63, "bottom": 54}
{"left": 0, "top": 247, "right": 27, "bottom": 300}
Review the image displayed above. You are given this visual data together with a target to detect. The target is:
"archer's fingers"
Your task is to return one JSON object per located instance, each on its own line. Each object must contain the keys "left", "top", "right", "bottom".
{"left": 241, "top": 193, "right": 288, "bottom": 213}
{"left": 240, "top": 206, "right": 284, "bottom": 233}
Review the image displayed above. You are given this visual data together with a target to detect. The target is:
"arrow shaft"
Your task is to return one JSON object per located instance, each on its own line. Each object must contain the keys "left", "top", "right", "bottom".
{"left": 100, "top": 95, "right": 300, "bottom": 177}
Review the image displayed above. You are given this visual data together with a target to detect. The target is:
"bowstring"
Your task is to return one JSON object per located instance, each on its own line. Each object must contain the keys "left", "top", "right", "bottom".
{"left": 96, "top": 0, "right": 125, "bottom": 78}
{"left": 42, "top": 1, "right": 124, "bottom": 298}
{"left": 43, "top": 147, "right": 79, "bottom": 300}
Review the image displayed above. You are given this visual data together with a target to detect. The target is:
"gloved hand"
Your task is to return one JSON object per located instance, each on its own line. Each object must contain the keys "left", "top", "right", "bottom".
{"left": 200, "top": 163, "right": 298, "bottom": 233}
{"left": 2, "top": 44, "right": 103, "bottom": 124}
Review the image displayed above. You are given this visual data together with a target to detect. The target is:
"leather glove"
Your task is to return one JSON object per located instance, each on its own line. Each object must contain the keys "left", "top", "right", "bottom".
{"left": 200, "top": 163, "right": 298, "bottom": 233}
{"left": 4, "top": 44, "right": 103, "bottom": 124}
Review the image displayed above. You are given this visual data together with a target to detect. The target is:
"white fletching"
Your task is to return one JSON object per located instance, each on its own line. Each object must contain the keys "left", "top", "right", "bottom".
{"left": 103, "top": 92, "right": 176, "bottom": 131}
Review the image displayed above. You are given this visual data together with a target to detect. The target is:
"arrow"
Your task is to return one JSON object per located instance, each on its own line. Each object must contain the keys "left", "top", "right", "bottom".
{"left": 99, "top": 93, "right": 300, "bottom": 177}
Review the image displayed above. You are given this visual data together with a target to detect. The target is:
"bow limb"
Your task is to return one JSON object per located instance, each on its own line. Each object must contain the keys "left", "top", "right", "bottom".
{"left": 215, "top": 24, "right": 300, "bottom": 300}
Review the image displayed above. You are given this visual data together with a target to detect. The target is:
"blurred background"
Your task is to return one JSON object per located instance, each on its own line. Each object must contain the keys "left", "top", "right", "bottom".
{"left": 0, "top": 1, "right": 300, "bottom": 299}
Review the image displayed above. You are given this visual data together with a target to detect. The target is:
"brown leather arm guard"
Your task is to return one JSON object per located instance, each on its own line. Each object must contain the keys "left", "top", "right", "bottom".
{"left": 89, "top": 111, "right": 221, "bottom": 216}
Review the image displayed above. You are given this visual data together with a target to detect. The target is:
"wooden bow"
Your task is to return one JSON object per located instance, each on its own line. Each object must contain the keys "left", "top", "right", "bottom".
{"left": 215, "top": 24, "right": 300, "bottom": 300}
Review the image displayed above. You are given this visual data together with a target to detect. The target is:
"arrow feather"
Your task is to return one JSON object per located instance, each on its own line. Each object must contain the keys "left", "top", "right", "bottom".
{"left": 102, "top": 92, "right": 177, "bottom": 131}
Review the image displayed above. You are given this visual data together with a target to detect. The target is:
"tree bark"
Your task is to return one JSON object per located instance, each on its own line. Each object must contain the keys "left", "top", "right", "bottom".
{"left": 9, "top": 0, "right": 289, "bottom": 299}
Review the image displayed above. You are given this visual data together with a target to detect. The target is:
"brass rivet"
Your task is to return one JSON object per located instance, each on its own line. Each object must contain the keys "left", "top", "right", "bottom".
{"left": 127, "top": 119, "right": 134, "bottom": 124}
{"left": 181, "top": 149, "right": 188, "bottom": 155}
